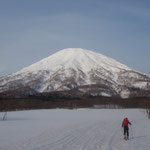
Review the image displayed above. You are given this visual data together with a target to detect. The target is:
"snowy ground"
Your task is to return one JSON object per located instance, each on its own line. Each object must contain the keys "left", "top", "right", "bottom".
{"left": 0, "top": 108, "right": 150, "bottom": 150}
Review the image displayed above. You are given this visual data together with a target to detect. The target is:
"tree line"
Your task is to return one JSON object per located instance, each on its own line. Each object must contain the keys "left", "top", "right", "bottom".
{"left": 0, "top": 96, "right": 150, "bottom": 111}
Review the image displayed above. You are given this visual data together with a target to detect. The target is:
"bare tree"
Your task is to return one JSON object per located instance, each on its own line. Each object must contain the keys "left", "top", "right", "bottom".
{"left": 3, "top": 112, "right": 7, "bottom": 121}
{"left": 146, "top": 109, "right": 150, "bottom": 119}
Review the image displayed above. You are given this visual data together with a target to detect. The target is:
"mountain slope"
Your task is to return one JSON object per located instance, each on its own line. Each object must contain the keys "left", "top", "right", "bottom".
{"left": 0, "top": 48, "right": 150, "bottom": 98}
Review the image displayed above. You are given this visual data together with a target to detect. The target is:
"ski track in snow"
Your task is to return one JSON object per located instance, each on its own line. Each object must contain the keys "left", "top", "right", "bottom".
{"left": 10, "top": 121, "right": 133, "bottom": 150}
{"left": 2, "top": 122, "right": 141, "bottom": 150}
{"left": 1, "top": 109, "right": 150, "bottom": 150}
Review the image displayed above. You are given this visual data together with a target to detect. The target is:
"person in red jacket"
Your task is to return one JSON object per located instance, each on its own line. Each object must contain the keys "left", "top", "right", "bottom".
{"left": 122, "top": 117, "right": 132, "bottom": 140}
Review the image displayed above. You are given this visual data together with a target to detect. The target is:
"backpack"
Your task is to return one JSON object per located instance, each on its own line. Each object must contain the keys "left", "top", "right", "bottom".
{"left": 123, "top": 118, "right": 128, "bottom": 126}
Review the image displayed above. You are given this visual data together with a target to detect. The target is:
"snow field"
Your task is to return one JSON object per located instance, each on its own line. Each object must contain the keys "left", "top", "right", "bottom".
{"left": 0, "top": 109, "right": 150, "bottom": 150}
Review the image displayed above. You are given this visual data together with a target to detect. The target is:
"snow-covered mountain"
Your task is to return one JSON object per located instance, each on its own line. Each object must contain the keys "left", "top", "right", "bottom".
{"left": 0, "top": 48, "right": 150, "bottom": 98}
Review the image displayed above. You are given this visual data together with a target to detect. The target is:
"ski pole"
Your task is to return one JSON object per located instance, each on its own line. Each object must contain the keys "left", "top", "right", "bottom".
{"left": 121, "top": 126, "right": 124, "bottom": 139}
{"left": 130, "top": 125, "right": 133, "bottom": 139}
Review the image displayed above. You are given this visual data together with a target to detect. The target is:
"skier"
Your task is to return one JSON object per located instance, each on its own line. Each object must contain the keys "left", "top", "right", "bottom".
{"left": 122, "top": 117, "right": 132, "bottom": 140}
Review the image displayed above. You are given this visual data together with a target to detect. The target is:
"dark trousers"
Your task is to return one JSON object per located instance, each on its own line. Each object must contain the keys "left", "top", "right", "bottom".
{"left": 124, "top": 126, "right": 129, "bottom": 137}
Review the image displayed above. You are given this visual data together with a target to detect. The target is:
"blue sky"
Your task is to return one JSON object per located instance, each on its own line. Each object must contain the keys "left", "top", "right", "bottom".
{"left": 0, "top": 0, "right": 150, "bottom": 76}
